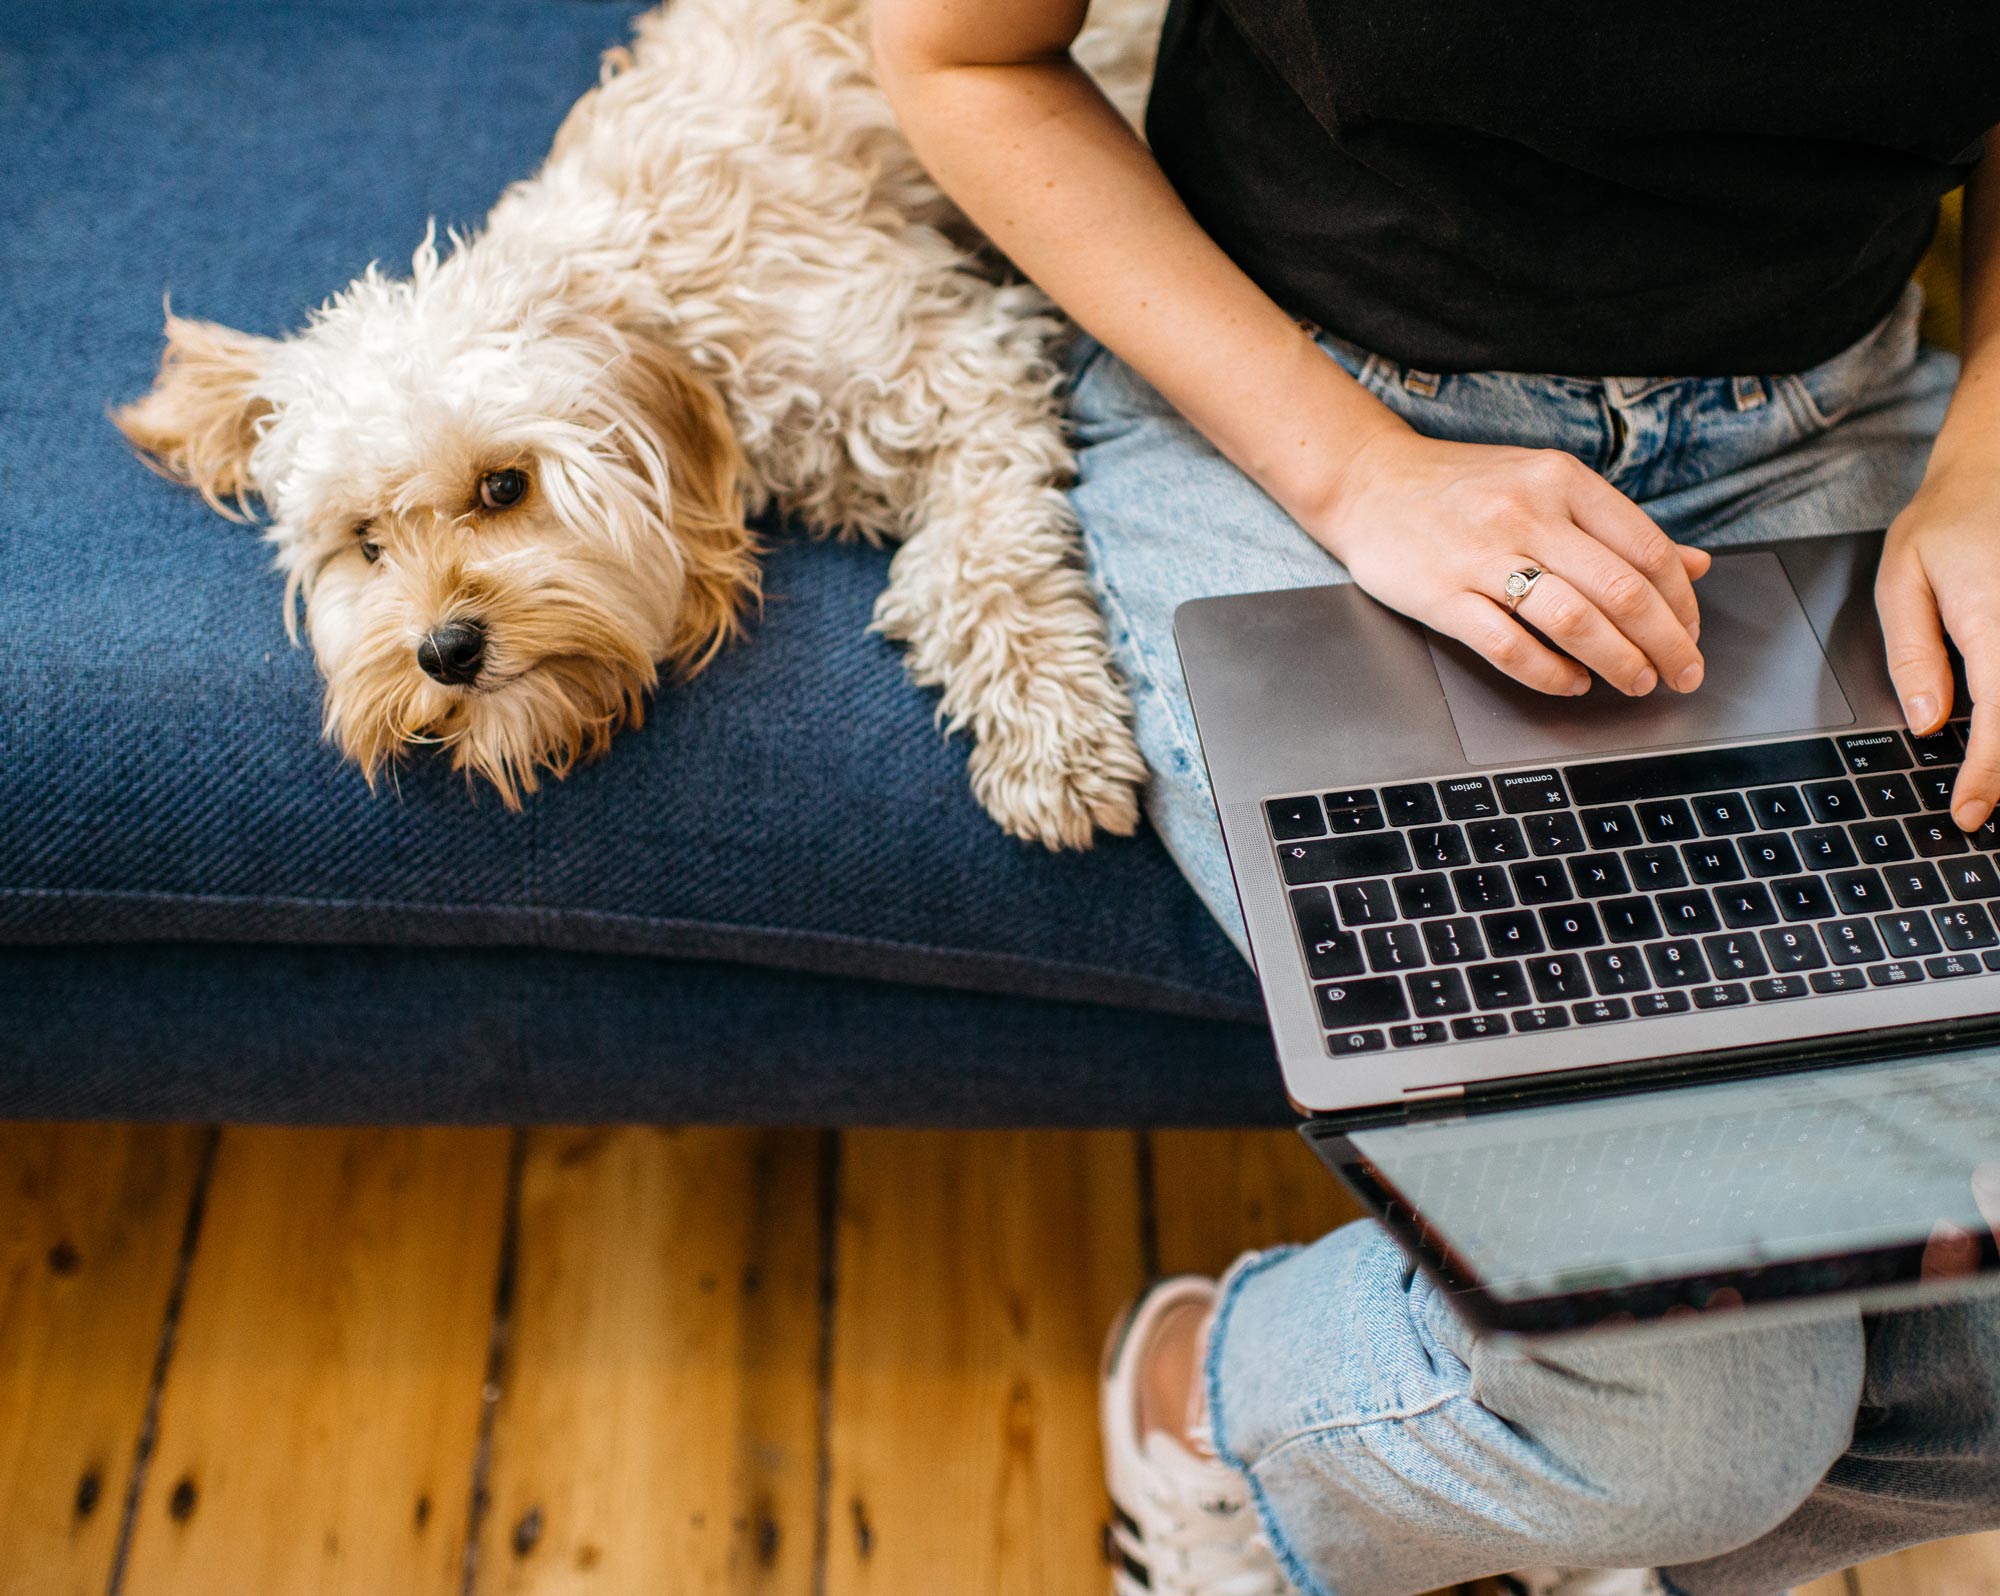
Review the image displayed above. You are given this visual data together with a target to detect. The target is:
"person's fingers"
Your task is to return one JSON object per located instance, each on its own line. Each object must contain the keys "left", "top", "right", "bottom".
{"left": 1921, "top": 1217, "right": 1983, "bottom": 1282}
{"left": 1436, "top": 592, "right": 1592, "bottom": 697}
{"left": 1566, "top": 468, "right": 1706, "bottom": 639}
{"left": 1876, "top": 546, "right": 1955, "bottom": 739}
{"left": 1543, "top": 520, "right": 1705, "bottom": 692}
{"left": 1936, "top": 590, "right": 2000, "bottom": 827}
{"left": 1511, "top": 566, "right": 1658, "bottom": 696}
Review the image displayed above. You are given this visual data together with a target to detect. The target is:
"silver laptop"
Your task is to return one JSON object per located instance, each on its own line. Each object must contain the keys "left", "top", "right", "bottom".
{"left": 1176, "top": 530, "right": 2000, "bottom": 1333}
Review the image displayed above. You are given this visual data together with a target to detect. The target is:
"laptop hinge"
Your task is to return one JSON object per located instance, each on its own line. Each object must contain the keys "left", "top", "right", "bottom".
{"left": 1401, "top": 1082, "right": 1465, "bottom": 1103}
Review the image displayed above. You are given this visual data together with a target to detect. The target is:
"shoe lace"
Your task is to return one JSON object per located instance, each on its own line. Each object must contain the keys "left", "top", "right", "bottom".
{"left": 1137, "top": 1467, "right": 1292, "bottom": 1596}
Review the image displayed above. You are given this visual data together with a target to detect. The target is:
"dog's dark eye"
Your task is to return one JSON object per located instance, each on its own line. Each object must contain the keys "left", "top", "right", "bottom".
{"left": 355, "top": 521, "right": 380, "bottom": 564}
{"left": 479, "top": 468, "right": 529, "bottom": 510}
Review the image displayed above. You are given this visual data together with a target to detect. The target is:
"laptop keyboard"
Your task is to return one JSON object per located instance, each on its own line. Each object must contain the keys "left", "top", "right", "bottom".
{"left": 1267, "top": 723, "right": 2000, "bottom": 1057}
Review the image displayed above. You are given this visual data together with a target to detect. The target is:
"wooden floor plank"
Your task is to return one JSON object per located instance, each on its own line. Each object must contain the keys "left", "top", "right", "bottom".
{"left": 0, "top": 1123, "right": 209, "bottom": 1596}
{"left": 471, "top": 1127, "right": 823, "bottom": 1596}
{"left": 1852, "top": 1533, "right": 2000, "bottom": 1595}
{"left": 1150, "top": 1128, "right": 1367, "bottom": 1279}
{"left": 824, "top": 1130, "right": 1145, "bottom": 1596}
{"left": 117, "top": 1126, "right": 511, "bottom": 1596}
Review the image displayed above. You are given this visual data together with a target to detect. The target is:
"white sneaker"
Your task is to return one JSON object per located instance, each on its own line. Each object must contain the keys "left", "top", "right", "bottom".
{"left": 1502, "top": 1568, "right": 1672, "bottom": 1596}
{"left": 1100, "top": 1276, "right": 1295, "bottom": 1596}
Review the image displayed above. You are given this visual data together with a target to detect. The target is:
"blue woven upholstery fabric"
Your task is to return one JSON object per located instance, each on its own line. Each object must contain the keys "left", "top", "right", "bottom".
{"left": 0, "top": 0, "right": 1275, "bottom": 1122}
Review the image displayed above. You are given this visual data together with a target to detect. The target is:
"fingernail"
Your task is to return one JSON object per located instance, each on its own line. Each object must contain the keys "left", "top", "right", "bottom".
{"left": 1954, "top": 799, "right": 1992, "bottom": 832}
{"left": 1568, "top": 675, "right": 1591, "bottom": 696}
{"left": 1908, "top": 694, "right": 1938, "bottom": 732}
{"left": 1675, "top": 661, "right": 1704, "bottom": 693}
{"left": 1974, "top": 1165, "right": 2000, "bottom": 1205}
{"left": 1633, "top": 669, "right": 1658, "bottom": 696}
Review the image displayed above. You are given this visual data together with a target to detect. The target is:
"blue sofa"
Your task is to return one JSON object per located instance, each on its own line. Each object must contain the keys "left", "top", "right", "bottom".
{"left": 0, "top": 0, "right": 1281, "bottom": 1124}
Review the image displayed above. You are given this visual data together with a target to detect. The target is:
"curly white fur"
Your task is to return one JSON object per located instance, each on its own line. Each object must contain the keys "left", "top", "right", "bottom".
{"left": 116, "top": 0, "right": 1157, "bottom": 847}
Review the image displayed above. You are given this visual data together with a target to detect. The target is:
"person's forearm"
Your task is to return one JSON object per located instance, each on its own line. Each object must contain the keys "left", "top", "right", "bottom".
{"left": 1932, "top": 135, "right": 2000, "bottom": 470}
{"left": 873, "top": 40, "right": 1404, "bottom": 533}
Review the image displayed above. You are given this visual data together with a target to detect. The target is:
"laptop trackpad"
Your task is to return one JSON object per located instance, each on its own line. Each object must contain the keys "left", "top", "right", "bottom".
{"left": 1427, "top": 549, "right": 1856, "bottom": 766}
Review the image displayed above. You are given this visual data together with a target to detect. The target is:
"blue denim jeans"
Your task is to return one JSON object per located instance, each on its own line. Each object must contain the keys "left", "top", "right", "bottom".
{"left": 1066, "top": 283, "right": 2000, "bottom": 1595}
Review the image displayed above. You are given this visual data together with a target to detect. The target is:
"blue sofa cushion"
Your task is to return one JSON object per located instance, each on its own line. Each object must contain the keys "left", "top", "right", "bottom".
{"left": 0, "top": 0, "right": 1265, "bottom": 1102}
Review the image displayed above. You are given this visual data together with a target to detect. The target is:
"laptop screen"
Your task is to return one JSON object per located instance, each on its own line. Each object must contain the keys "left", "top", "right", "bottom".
{"left": 1348, "top": 1047, "right": 2000, "bottom": 1304}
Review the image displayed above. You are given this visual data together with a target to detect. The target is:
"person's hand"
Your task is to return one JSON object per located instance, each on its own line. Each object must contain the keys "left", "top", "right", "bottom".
{"left": 1307, "top": 428, "right": 1711, "bottom": 698}
{"left": 1878, "top": 456, "right": 2000, "bottom": 830}
{"left": 1919, "top": 1163, "right": 2000, "bottom": 1282}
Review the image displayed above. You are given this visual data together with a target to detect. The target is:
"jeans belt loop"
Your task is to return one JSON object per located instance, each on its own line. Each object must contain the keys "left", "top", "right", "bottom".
{"left": 1733, "top": 375, "right": 1769, "bottom": 412}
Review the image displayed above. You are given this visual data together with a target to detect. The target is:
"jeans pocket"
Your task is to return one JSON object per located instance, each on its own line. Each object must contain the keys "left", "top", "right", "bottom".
{"left": 1779, "top": 281, "right": 1925, "bottom": 435}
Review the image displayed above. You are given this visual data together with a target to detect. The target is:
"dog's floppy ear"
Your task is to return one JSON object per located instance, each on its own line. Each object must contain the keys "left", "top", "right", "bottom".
{"left": 113, "top": 311, "right": 278, "bottom": 519}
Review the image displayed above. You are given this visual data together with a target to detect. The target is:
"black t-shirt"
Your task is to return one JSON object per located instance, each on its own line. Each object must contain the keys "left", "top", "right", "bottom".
{"left": 1146, "top": 1, "right": 2000, "bottom": 375}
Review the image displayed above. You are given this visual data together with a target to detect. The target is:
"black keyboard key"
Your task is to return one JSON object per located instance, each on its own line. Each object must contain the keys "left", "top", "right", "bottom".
{"left": 1333, "top": 879, "right": 1399, "bottom": 926}
{"left": 1363, "top": 923, "right": 1428, "bottom": 971}
{"left": 1693, "top": 982, "right": 1751, "bottom": 1009}
{"left": 1749, "top": 785, "right": 1809, "bottom": 829}
{"left": 1927, "top": 953, "right": 1984, "bottom": 981}
{"left": 1316, "top": 977, "right": 1409, "bottom": 1028}
{"left": 1390, "top": 1021, "right": 1452, "bottom": 1048}
{"left": 1626, "top": 845, "right": 1688, "bottom": 890}
{"left": 1812, "top": 968, "right": 1870, "bottom": 994}
{"left": 1598, "top": 895, "right": 1664, "bottom": 942}
{"left": 1529, "top": 954, "right": 1591, "bottom": 1003}
{"left": 1886, "top": 862, "right": 1949, "bottom": 907}
{"left": 1876, "top": 912, "right": 1943, "bottom": 958}
{"left": 1540, "top": 904, "right": 1605, "bottom": 950}
{"left": 1467, "top": 818, "right": 1529, "bottom": 862}
{"left": 1326, "top": 1028, "right": 1389, "bottom": 1055}
{"left": 1406, "top": 968, "right": 1473, "bottom": 1017}
{"left": 1805, "top": 779, "right": 1864, "bottom": 824}
{"left": 1394, "top": 873, "right": 1456, "bottom": 919}
{"left": 1278, "top": 833, "right": 1413, "bottom": 885}
{"left": 1567, "top": 739, "right": 1842, "bottom": 805}
{"left": 1513, "top": 1005, "right": 1572, "bottom": 1033}
{"left": 1637, "top": 799, "right": 1698, "bottom": 843}
{"left": 1868, "top": 961, "right": 1926, "bottom": 988}
{"left": 1681, "top": 840, "right": 1744, "bottom": 885}
{"left": 1325, "top": 803, "right": 1386, "bottom": 833}
{"left": 1382, "top": 783, "right": 1443, "bottom": 826}
{"left": 1694, "top": 792, "right": 1755, "bottom": 836}
{"left": 1289, "top": 887, "right": 1367, "bottom": 980}
{"left": 1481, "top": 910, "right": 1546, "bottom": 956}
{"left": 1907, "top": 815, "right": 1970, "bottom": 858}
{"left": 1409, "top": 825, "right": 1472, "bottom": 869}
{"left": 1851, "top": 820, "right": 1915, "bottom": 864}
{"left": 1760, "top": 924, "right": 1826, "bottom": 972}
{"left": 1568, "top": 854, "right": 1631, "bottom": 898}
{"left": 1510, "top": 861, "right": 1572, "bottom": 906}
{"left": 1634, "top": 990, "right": 1694, "bottom": 1016}
{"left": 1525, "top": 812, "right": 1587, "bottom": 857}
{"left": 1581, "top": 805, "right": 1642, "bottom": 849}
{"left": 1772, "top": 876, "right": 1835, "bottom": 921}
{"left": 1323, "top": 787, "right": 1379, "bottom": 812}
{"left": 1267, "top": 795, "right": 1325, "bottom": 840}
{"left": 1645, "top": 939, "right": 1708, "bottom": 986}
{"left": 1828, "top": 867, "right": 1890, "bottom": 914}
{"left": 1469, "top": 960, "right": 1532, "bottom": 1009}
{"left": 1421, "top": 917, "right": 1485, "bottom": 965}
{"left": 1839, "top": 731, "right": 1911, "bottom": 773}
{"left": 1935, "top": 904, "right": 1999, "bottom": 950}
{"left": 1657, "top": 890, "right": 1721, "bottom": 935}
{"left": 1909, "top": 726, "right": 1965, "bottom": 767}
{"left": 1751, "top": 975, "right": 1812, "bottom": 1002}
{"left": 1703, "top": 932, "right": 1769, "bottom": 980}
{"left": 1498, "top": 769, "right": 1570, "bottom": 813}
{"left": 1716, "top": 882, "right": 1779, "bottom": 928}
{"left": 1451, "top": 866, "right": 1516, "bottom": 913}
{"left": 1912, "top": 769, "right": 1958, "bottom": 812}
{"left": 1861, "top": 773, "right": 1922, "bottom": 817}
{"left": 1795, "top": 826, "right": 1858, "bottom": 870}
{"left": 1438, "top": 777, "right": 1501, "bottom": 821}
{"left": 1741, "top": 833, "right": 1802, "bottom": 878}
{"left": 1574, "top": 997, "right": 1632, "bottom": 1025}
{"left": 1824, "top": 918, "right": 1886, "bottom": 966}
{"left": 1452, "top": 1014, "right": 1509, "bottom": 1040}
{"left": 1586, "top": 945, "right": 1651, "bottom": 994}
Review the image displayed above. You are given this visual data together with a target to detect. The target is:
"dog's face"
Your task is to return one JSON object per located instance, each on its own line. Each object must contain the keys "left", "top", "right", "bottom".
{"left": 114, "top": 241, "right": 758, "bottom": 804}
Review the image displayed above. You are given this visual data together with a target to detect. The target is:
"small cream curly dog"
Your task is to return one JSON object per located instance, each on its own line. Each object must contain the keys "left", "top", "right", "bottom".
{"left": 116, "top": 0, "right": 1156, "bottom": 848}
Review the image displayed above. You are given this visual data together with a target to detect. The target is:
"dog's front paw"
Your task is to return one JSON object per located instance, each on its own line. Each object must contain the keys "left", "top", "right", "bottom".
{"left": 965, "top": 672, "right": 1148, "bottom": 851}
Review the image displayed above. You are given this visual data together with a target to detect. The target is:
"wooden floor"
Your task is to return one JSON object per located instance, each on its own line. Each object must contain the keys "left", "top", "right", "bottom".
{"left": 1, "top": 1123, "right": 1993, "bottom": 1596}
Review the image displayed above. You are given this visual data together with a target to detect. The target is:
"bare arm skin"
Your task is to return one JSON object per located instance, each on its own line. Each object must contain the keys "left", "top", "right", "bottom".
{"left": 872, "top": 0, "right": 1710, "bottom": 702}
{"left": 1878, "top": 140, "right": 2000, "bottom": 828}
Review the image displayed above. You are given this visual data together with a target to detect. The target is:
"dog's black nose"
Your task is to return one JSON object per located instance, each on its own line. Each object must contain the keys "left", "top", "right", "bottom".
{"left": 417, "top": 620, "right": 486, "bottom": 685}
